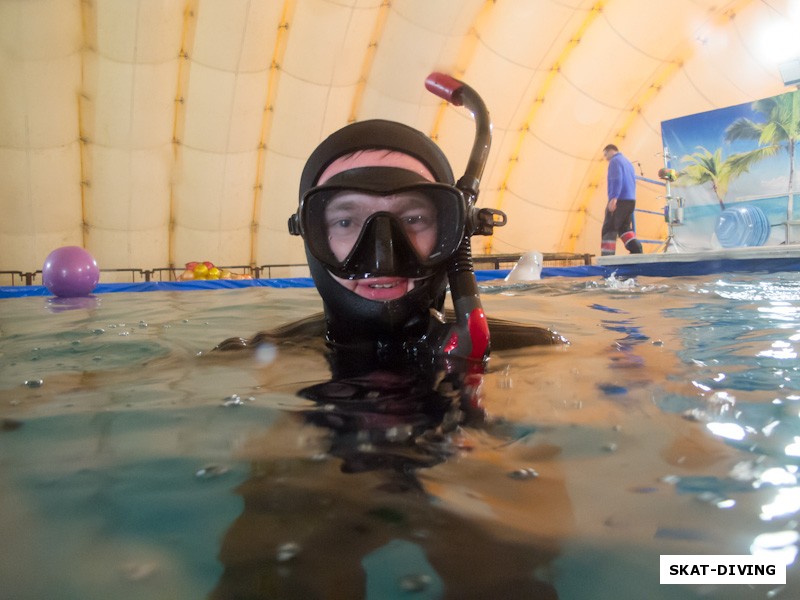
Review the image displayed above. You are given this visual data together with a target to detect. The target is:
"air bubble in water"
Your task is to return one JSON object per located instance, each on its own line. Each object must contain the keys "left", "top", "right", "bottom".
{"left": 222, "top": 394, "right": 244, "bottom": 407}
{"left": 276, "top": 542, "right": 301, "bottom": 562}
{"left": 255, "top": 342, "right": 277, "bottom": 365}
{"left": 24, "top": 379, "right": 43, "bottom": 388}
{"left": 121, "top": 561, "right": 158, "bottom": 581}
{"left": 385, "top": 425, "right": 413, "bottom": 442}
{"left": 508, "top": 467, "right": 539, "bottom": 480}
{"left": 696, "top": 491, "right": 735, "bottom": 509}
{"left": 195, "top": 464, "right": 230, "bottom": 479}
{"left": 499, "top": 365, "right": 513, "bottom": 389}
{"left": 399, "top": 574, "right": 432, "bottom": 592}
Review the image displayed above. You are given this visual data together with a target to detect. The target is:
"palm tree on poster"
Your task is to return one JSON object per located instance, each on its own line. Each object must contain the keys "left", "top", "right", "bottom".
{"left": 723, "top": 91, "right": 800, "bottom": 218}
{"left": 677, "top": 146, "right": 755, "bottom": 210}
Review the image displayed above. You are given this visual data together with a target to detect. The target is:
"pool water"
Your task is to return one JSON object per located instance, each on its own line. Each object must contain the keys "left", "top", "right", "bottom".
{"left": 1, "top": 273, "right": 799, "bottom": 599}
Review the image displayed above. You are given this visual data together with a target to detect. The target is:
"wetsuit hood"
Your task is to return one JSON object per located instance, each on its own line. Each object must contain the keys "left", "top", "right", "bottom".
{"left": 297, "top": 120, "right": 456, "bottom": 349}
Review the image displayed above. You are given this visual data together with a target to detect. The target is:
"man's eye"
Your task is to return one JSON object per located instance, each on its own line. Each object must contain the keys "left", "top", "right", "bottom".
{"left": 402, "top": 214, "right": 432, "bottom": 229}
{"left": 328, "top": 216, "right": 361, "bottom": 234}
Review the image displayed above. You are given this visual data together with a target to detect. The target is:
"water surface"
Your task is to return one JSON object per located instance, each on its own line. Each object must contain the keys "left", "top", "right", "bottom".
{"left": 1, "top": 274, "right": 799, "bottom": 599}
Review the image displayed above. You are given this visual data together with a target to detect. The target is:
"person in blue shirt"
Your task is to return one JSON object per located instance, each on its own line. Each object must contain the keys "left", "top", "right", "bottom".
{"left": 600, "top": 144, "right": 643, "bottom": 256}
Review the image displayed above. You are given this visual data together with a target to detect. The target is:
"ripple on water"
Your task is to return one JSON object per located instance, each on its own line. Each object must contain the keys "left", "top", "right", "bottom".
{"left": 0, "top": 336, "right": 172, "bottom": 390}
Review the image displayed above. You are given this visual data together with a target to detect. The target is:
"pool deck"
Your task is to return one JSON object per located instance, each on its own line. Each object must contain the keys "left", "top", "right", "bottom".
{"left": 4, "top": 246, "right": 800, "bottom": 300}
{"left": 596, "top": 245, "right": 800, "bottom": 277}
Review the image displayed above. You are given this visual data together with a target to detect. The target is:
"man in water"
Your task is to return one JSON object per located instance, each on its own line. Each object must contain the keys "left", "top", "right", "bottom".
{"left": 290, "top": 119, "right": 487, "bottom": 369}
{"left": 212, "top": 114, "right": 565, "bottom": 600}
{"left": 600, "top": 144, "right": 643, "bottom": 256}
{"left": 218, "top": 118, "right": 563, "bottom": 371}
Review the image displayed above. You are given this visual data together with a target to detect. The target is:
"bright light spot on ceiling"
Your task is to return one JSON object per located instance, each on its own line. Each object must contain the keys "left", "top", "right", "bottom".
{"left": 758, "top": 20, "right": 800, "bottom": 64}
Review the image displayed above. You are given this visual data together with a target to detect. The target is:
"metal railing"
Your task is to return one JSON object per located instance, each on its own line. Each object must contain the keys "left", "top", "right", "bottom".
{"left": 0, "top": 265, "right": 309, "bottom": 286}
{"left": 1, "top": 253, "right": 595, "bottom": 287}
{"left": 473, "top": 252, "right": 594, "bottom": 269}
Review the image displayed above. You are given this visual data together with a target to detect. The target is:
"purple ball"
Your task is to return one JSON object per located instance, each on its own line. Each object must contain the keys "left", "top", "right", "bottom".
{"left": 42, "top": 246, "right": 100, "bottom": 297}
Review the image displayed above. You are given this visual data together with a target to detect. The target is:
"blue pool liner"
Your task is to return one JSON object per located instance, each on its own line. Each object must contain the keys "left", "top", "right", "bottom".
{"left": 3, "top": 255, "right": 800, "bottom": 299}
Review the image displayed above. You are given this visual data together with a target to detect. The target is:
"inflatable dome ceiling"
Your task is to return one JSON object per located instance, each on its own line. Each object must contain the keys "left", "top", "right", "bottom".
{"left": 2, "top": 0, "right": 797, "bottom": 272}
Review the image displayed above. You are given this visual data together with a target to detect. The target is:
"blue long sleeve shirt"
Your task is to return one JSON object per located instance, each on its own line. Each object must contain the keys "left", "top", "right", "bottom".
{"left": 607, "top": 153, "right": 637, "bottom": 201}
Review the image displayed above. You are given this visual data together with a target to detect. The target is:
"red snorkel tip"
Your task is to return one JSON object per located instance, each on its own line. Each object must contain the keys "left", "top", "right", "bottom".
{"left": 425, "top": 72, "right": 464, "bottom": 106}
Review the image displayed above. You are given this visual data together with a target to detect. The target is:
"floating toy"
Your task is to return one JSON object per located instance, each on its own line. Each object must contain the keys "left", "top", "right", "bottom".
{"left": 41, "top": 246, "right": 100, "bottom": 297}
{"left": 505, "top": 250, "right": 543, "bottom": 282}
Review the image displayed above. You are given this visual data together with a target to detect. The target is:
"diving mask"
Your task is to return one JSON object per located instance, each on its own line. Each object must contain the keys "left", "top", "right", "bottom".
{"left": 289, "top": 167, "right": 467, "bottom": 279}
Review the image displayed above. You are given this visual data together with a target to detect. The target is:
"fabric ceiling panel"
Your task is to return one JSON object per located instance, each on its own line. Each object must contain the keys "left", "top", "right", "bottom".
{"left": 269, "top": 74, "right": 337, "bottom": 160}
{"left": 173, "top": 148, "right": 257, "bottom": 258}
{"left": 1, "top": 0, "right": 82, "bottom": 270}
{"left": 479, "top": 0, "right": 577, "bottom": 72}
{"left": 94, "top": 0, "right": 183, "bottom": 63}
{"left": 1, "top": 57, "right": 80, "bottom": 150}
{"left": 2, "top": 0, "right": 798, "bottom": 274}
{"left": 255, "top": 151, "right": 306, "bottom": 265}
{"left": 192, "top": 1, "right": 271, "bottom": 72}
{"left": 89, "top": 146, "right": 172, "bottom": 233}
{"left": 0, "top": 145, "right": 82, "bottom": 268}
{"left": 83, "top": 2, "right": 182, "bottom": 269}
{"left": 89, "top": 58, "right": 177, "bottom": 149}
{"left": 4, "top": 146, "right": 82, "bottom": 236}
{"left": 282, "top": 0, "right": 373, "bottom": 85}
{"left": 393, "top": 0, "right": 482, "bottom": 35}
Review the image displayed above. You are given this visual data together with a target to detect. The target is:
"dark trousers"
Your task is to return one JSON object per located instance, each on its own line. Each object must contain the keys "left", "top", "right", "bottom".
{"left": 601, "top": 199, "right": 642, "bottom": 255}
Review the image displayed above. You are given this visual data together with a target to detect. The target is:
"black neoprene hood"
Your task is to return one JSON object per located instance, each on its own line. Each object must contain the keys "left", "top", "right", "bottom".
{"left": 295, "top": 119, "right": 457, "bottom": 347}
{"left": 299, "top": 120, "right": 455, "bottom": 195}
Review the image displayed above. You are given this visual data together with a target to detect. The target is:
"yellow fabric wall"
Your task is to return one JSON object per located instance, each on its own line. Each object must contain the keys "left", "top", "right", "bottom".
{"left": 1, "top": 0, "right": 794, "bottom": 272}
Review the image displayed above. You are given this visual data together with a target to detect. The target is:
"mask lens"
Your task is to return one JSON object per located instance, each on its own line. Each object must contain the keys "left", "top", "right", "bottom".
{"left": 300, "top": 182, "right": 465, "bottom": 278}
{"left": 325, "top": 190, "right": 438, "bottom": 262}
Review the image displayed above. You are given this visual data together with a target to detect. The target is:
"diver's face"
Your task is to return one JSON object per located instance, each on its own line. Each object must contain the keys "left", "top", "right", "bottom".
{"left": 316, "top": 151, "right": 437, "bottom": 301}
{"left": 325, "top": 191, "right": 438, "bottom": 261}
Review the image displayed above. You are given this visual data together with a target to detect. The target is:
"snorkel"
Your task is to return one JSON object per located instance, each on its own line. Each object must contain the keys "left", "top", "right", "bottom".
{"left": 289, "top": 73, "right": 505, "bottom": 368}
{"left": 424, "top": 73, "right": 507, "bottom": 363}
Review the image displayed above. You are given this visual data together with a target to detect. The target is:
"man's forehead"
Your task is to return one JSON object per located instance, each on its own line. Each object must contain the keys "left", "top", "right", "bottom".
{"left": 328, "top": 190, "right": 434, "bottom": 207}
{"left": 318, "top": 150, "right": 435, "bottom": 184}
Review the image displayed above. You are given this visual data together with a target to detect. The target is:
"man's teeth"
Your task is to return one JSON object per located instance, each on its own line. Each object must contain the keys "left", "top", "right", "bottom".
{"left": 369, "top": 282, "right": 398, "bottom": 288}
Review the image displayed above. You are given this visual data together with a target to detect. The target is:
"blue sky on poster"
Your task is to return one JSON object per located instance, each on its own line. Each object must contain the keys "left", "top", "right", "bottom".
{"left": 661, "top": 91, "right": 796, "bottom": 203}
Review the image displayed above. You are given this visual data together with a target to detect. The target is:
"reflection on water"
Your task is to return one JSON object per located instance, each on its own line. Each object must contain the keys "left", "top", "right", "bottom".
{"left": 1, "top": 275, "right": 800, "bottom": 599}
{"left": 211, "top": 362, "right": 562, "bottom": 600}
